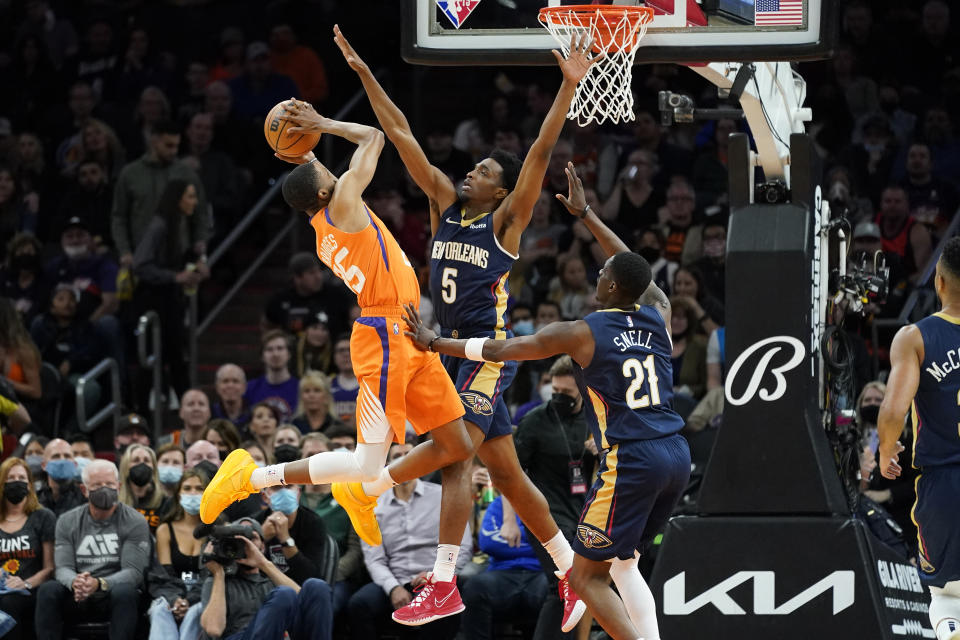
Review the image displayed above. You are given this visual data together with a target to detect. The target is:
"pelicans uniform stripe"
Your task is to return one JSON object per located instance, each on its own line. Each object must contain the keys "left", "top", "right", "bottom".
{"left": 581, "top": 445, "right": 620, "bottom": 533}
{"left": 587, "top": 387, "right": 611, "bottom": 450}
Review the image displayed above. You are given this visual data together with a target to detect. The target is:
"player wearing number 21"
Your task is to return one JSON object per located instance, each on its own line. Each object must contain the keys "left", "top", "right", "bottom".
{"left": 404, "top": 163, "right": 691, "bottom": 640}
{"left": 334, "top": 24, "right": 600, "bottom": 629}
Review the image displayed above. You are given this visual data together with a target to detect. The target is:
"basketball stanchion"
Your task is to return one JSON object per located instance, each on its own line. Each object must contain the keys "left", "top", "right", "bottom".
{"left": 538, "top": 5, "right": 654, "bottom": 126}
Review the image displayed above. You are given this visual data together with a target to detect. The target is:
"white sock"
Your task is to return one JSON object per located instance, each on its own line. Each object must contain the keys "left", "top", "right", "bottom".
{"left": 361, "top": 467, "right": 397, "bottom": 497}
{"left": 930, "top": 582, "right": 960, "bottom": 640}
{"left": 250, "top": 464, "right": 285, "bottom": 489}
{"left": 543, "top": 531, "right": 574, "bottom": 574}
{"left": 432, "top": 544, "right": 459, "bottom": 583}
{"left": 610, "top": 554, "right": 659, "bottom": 640}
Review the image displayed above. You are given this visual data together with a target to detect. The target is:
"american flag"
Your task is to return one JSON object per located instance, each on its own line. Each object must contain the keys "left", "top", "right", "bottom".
{"left": 755, "top": 0, "right": 803, "bottom": 25}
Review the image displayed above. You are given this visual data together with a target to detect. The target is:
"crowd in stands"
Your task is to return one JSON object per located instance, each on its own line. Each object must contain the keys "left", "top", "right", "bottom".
{"left": 0, "top": 0, "right": 957, "bottom": 638}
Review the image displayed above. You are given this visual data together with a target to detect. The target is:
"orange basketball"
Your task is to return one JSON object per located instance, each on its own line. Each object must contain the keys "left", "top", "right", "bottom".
{"left": 263, "top": 101, "right": 320, "bottom": 157}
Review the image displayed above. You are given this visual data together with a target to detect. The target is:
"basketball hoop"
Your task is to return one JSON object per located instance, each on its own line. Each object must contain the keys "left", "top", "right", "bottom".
{"left": 539, "top": 5, "right": 655, "bottom": 126}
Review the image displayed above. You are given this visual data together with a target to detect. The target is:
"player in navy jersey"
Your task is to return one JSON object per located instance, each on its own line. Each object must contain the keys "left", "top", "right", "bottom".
{"left": 880, "top": 237, "right": 960, "bottom": 640}
{"left": 404, "top": 163, "right": 691, "bottom": 640}
{"left": 334, "top": 26, "right": 600, "bottom": 629}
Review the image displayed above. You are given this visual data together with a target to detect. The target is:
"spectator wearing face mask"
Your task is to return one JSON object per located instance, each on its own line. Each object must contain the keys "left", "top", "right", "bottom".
{"left": 184, "top": 440, "right": 221, "bottom": 479}
{"left": 0, "top": 457, "right": 55, "bottom": 640}
{"left": 255, "top": 479, "right": 333, "bottom": 588}
{"left": 69, "top": 435, "right": 95, "bottom": 481}
{"left": 114, "top": 413, "right": 151, "bottom": 459}
{"left": 148, "top": 468, "right": 209, "bottom": 640}
{"left": 35, "top": 459, "right": 151, "bottom": 640}
{"left": 692, "top": 220, "right": 726, "bottom": 302}
{"left": 118, "top": 443, "right": 168, "bottom": 533}
{"left": 203, "top": 419, "right": 241, "bottom": 461}
{"left": 511, "top": 356, "right": 595, "bottom": 640}
{"left": 0, "top": 232, "right": 49, "bottom": 326}
{"left": 155, "top": 443, "right": 186, "bottom": 499}
{"left": 44, "top": 216, "right": 118, "bottom": 324}
{"left": 273, "top": 425, "right": 302, "bottom": 464}
{"left": 37, "top": 438, "right": 85, "bottom": 517}
{"left": 634, "top": 227, "right": 678, "bottom": 298}
{"left": 15, "top": 435, "right": 47, "bottom": 489}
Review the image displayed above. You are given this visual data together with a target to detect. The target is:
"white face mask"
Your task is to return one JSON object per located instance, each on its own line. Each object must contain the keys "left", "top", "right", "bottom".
{"left": 333, "top": 447, "right": 350, "bottom": 454}
{"left": 539, "top": 383, "right": 554, "bottom": 403}
{"left": 63, "top": 245, "right": 88, "bottom": 259}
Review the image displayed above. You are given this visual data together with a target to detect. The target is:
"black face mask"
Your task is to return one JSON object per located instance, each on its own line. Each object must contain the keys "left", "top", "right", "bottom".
{"left": 128, "top": 463, "right": 153, "bottom": 487}
{"left": 551, "top": 393, "right": 578, "bottom": 417}
{"left": 88, "top": 486, "right": 118, "bottom": 510}
{"left": 11, "top": 254, "right": 40, "bottom": 273}
{"left": 638, "top": 246, "right": 661, "bottom": 264}
{"left": 860, "top": 404, "right": 880, "bottom": 425}
{"left": 193, "top": 460, "right": 219, "bottom": 482}
{"left": 274, "top": 444, "right": 301, "bottom": 464}
{"left": 3, "top": 481, "right": 29, "bottom": 505}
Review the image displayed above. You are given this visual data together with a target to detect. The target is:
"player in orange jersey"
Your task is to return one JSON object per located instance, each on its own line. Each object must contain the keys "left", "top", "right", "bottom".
{"left": 200, "top": 100, "right": 475, "bottom": 622}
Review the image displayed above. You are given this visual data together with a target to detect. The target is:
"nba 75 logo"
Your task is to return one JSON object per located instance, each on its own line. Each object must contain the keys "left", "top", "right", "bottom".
{"left": 436, "top": 0, "right": 481, "bottom": 29}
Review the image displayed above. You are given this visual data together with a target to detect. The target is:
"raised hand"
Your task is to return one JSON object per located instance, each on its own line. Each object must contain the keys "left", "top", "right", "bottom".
{"left": 553, "top": 31, "right": 602, "bottom": 84}
{"left": 277, "top": 98, "right": 325, "bottom": 134}
{"left": 333, "top": 25, "right": 370, "bottom": 74}
{"left": 556, "top": 162, "right": 587, "bottom": 217}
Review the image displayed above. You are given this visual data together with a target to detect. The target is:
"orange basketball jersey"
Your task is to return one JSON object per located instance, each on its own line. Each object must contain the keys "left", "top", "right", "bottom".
{"left": 309, "top": 203, "right": 420, "bottom": 311}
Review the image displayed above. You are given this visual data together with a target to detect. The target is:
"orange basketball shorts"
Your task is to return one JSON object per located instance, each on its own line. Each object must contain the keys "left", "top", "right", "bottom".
{"left": 350, "top": 313, "right": 465, "bottom": 444}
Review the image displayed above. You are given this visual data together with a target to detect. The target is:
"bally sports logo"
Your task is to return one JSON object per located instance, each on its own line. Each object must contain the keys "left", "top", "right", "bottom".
{"left": 460, "top": 392, "right": 494, "bottom": 416}
{"left": 724, "top": 336, "right": 806, "bottom": 406}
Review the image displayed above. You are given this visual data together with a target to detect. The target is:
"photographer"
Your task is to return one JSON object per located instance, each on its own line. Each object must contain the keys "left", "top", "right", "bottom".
{"left": 35, "top": 459, "right": 151, "bottom": 640}
{"left": 199, "top": 517, "right": 333, "bottom": 640}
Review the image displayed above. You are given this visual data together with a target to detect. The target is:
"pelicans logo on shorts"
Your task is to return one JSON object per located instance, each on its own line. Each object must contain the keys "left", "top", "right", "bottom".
{"left": 577, "top": 525, "right": 613, "bottom": 549}
{"left": 919, "top": 554, "right": 936, "bottom": 574}
{"left": 459, "top": 392, "right": 494, "bottom": 416}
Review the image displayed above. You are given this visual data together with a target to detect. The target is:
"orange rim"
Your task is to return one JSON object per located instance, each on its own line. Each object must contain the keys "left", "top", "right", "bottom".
{"left": 538, "top": 5, "right": 655, "bottom": 52}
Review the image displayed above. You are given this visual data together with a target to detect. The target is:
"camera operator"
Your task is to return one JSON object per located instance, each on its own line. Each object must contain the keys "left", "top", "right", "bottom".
{"left": 199, "top": 516, "right": 333, "bottom": 640}
{"left": 35, "top": 459, "right": 151, "bottom": 640}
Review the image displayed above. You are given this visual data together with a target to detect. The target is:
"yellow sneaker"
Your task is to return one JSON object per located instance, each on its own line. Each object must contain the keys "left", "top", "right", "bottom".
{"left": 331, "top": 482, "right": 382, "bottom": 546}
{"left": 200, "top": 449, "right": 258, "bottom": 524}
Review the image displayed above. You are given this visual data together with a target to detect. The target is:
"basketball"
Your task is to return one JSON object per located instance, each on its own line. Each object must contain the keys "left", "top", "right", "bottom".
{"left": 263, "top": 101, "right": 320, "bottom": 158}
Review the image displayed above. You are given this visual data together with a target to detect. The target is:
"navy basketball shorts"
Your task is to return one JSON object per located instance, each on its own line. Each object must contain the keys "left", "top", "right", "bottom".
{"left": 441, "top": 353, "right": 518, "bottom": 440}
{"left": 914, "top": 464, "right": 960, "bottom": 587}
{"left": 574, "top": 433, "right": 691, "bottom": 561}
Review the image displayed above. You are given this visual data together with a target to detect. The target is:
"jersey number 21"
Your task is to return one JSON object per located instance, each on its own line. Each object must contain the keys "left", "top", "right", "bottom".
{"left": 623, "top": 355, "right": 661, "bottom": 409}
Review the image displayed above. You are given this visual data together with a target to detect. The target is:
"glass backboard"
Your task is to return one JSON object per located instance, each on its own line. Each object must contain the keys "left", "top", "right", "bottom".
{"left": 401, "top": 0, "right": 836, "bottom": 65}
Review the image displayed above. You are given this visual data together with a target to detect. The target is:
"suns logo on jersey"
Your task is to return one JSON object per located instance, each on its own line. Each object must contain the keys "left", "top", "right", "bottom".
{"left": 459, "top": 392, "right": 494, "bottom": 416}
{"left": 318, "top": 233, "right": 366, "bottom": 295}
{"left": 577, "top": 525, "right": 613, "bottom": 549}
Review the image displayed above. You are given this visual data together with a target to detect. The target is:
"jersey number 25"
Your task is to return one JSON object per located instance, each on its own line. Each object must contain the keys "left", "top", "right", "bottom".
{"left": 623, "top": 355, "right": 662, "bottom": 409}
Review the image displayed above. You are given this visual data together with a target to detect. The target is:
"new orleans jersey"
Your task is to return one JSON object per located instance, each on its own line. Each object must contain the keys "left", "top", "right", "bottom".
{"left": 429, "top": 203, "right": 517, "bottom": 339}
{"left": 573, "top": 305, "right": 685, "bottom": 449}
{"left": 912, "top": 312, "right": 960, "bottom": 467}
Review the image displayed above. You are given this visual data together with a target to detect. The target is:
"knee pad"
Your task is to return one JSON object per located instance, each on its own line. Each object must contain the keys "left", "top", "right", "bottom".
{"left": 355, "top": 441, "right": 391, "bottom": 481}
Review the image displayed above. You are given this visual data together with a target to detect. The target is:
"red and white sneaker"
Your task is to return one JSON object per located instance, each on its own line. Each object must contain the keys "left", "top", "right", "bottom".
{"left": 392, "top": 575, "right": 465, "bottom": 626}
{"left": 557, "top": 569, "right": 586, "bottom": 632}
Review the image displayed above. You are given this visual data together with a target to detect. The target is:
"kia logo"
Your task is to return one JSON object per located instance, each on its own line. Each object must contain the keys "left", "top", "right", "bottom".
{"left": 724, "top": 336, "right": 806, "bottom": 406}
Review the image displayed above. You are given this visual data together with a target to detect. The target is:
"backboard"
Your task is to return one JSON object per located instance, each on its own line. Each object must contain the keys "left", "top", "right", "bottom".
{"left": 401, "top": 0, "right": 836, "bottom": 65}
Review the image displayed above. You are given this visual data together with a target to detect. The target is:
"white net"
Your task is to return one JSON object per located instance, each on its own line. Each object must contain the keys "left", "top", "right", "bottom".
{"left": 539, "top": 7, "right": 653, "bottom": 127}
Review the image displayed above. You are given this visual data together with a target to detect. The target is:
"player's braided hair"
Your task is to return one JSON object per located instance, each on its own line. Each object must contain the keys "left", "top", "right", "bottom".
{"left": 608, "top": 251, "right": 652, "bottom": 301}
{"left": 282, "top": 161, "right": 325, "bottom": 214}
{"left": 940, "top": 236, "right": 960, "bottom": 280}
{"left": 489, "top": 148, "right": 521, "bottom": 192}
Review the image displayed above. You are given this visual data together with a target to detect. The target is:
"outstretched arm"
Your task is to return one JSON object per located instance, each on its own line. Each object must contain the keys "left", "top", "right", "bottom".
{"left": 498, "top": 34, "right": 599, "bottom": 252}
{"left": 878, "top": 325, "right": 922, "bottom": 479}
{"left": 403, "top": 303, "right": 594, "bottom": 366}
{"left": 333, "top": 25, "right": 456, "bottom": 235}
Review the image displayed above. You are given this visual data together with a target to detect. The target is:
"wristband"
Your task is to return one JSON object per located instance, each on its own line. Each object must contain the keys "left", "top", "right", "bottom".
{"left": 579, "top": 204, "right": 592, "bottom": 219}
{"left": 464, "top": 337, "right": 489, "bottom": 362}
